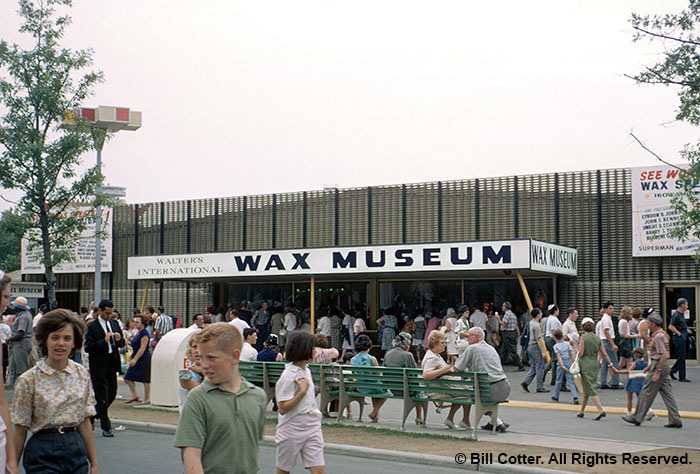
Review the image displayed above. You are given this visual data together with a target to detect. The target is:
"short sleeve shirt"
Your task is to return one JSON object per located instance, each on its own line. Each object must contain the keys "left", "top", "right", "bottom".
{"left": 11, "top": 310, "right": 33, "bottom": 339}
{"left": 275, "top": 363, "right": 321, "bottom": 426}
{"left": 528, "top": 319, "right": 542, "bottom": 345}
{"left": 553, "top": 340, "right": 573, "bottom": 362}
{"left": 455, "top": 341, "right": 507, "bottom": 383}
{"left": 596, "top": 314, "right": 615, "bottom": 340}
{"left": 174, "top": 379, "right": 267, "bottom": 474}
{"left": 502, "top": 311, "right": 517, "bottom": 331}
{"left": 11, "top": 360, "right": 96, "bottom": 432}
{"left": 670, "top": 311, "right": 688, "bottom": 332}
{"left": 650, "top": 330, "right": 670, "bottom": 360}
{"left": 562, "top": 319, "right": 579, "bottom": 345}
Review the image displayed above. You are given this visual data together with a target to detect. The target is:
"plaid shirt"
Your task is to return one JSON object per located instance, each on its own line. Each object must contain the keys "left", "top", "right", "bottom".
{"left": 502, "top": 310, "right": 518, "bottom": 331}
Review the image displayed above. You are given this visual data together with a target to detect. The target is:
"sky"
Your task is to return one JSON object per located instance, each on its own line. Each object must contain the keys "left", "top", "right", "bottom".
{"left": 0, "top": 0, "right": 696, "bottom": 210}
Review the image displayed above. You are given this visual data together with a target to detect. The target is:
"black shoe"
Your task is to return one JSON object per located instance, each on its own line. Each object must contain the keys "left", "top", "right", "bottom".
{"left": 622, "top": 415, "right": 640, "bottom": 426}
{"left": 551, "top": 397, "right": 559, "bottom": 402}
{"left": 598, "top": 384, "right": 610, "bottom": 390}
{"left": 609, "top": 384, "right": 624, "bottom": 390}
{"left": 670, "top": 372, "right": 677, "bottom": 380}
{"left": 496, "top": 423, "right": 510, "bottom": 433}
{"left": 515, "top": 367, "right": 526, "bottom": 372}
{"left": 521, "top": 382, "right": 529, "bottom": 392}
{"left": 664, "top": 423, "right": 683, "bottom": 429}
{"left": 576, "top": 412, "right": 584, "bottom": 418}
{"left": 102, "top": 430, "right": 114, "bottom": 438}
{"left": 594, "top": 411, "right": 606, "bottom": 421}
{"left": 561, "top": 387, "right": 570, "bottom": 392}
{"left": 536, "top": 388, "right": 550, "bottom": 393}
{"left": 679, "top": 378, "right": 691, "bottom": 383}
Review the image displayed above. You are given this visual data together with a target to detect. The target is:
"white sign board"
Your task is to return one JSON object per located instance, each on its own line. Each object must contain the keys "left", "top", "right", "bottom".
{"left": 128, "top": 239, "right": 577, "bottom": 280}
{"left": 10, "top": 282, "right": 45, "bottom": 299}
{"left": 529, "top": 240, "right": 578, "bottom": 276}
{"left": 631, "top": 165, "right": 700, "bottom": 256}
{"left": 21, "top": 206, "right": 113, "bottom": 274}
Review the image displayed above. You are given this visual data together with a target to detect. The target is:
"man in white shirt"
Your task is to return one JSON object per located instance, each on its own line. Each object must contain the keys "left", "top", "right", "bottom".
{"left": 545, "top": 305, "right": 563, "bottom": 386}
{"left": 316, "top": 313, "right": 331, "bottom": 338}
{"left": 32, "top": 304, "right": 47, "bottom": 328}
{"left": 229, "top": 311, "right": 250, "bottom": 336}
{"left": 597, "top": 301, "right": 620, "bottom": 389}
{"left": 240, "top": 327, "right": 259, "bottom": 361}
{"left": 561, "top": 307, "right": 579, "bottom": 350}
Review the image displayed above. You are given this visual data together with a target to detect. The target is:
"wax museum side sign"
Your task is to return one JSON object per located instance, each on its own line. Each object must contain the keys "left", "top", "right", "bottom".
{"left": 631, "top": 165, "right": 700, "bottom": 257}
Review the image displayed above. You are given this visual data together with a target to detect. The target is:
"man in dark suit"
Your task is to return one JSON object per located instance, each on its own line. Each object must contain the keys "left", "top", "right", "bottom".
{"left": 85, "top": 299, "right": 125, "bottom": 437}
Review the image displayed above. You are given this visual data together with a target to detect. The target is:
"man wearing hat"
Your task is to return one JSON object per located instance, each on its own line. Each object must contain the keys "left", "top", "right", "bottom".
{"left": 622, "top": 313, "right": 683, "bottom": 428}
{"left": 7, "top": 296, "right": 34, "bottom": 385}
{"left": 384, "top": 332, "right": 424, "bottom": 424}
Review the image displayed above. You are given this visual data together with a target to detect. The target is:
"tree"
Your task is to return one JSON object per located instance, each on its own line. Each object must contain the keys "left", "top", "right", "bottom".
{"left": 0, "top": 209, "right": 23, "bottom": 271}
{"left": 0, "top": 0, "right": 106, "bottom": 306}
{"left": 631, "top": 1, "right": 700, "bottom": 252}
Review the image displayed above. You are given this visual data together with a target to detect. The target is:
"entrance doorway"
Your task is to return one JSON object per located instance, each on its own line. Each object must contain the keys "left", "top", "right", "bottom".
{"left": 664, "top": 285, "right": 698, "bottom": 362}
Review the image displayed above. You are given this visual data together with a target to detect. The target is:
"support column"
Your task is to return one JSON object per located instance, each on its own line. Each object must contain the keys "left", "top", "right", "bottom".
{"left": 310, "top": 275, "right": 316, "bottom": 333}
{"left": 516, "top": 270, "right": 533, "bottom": 311}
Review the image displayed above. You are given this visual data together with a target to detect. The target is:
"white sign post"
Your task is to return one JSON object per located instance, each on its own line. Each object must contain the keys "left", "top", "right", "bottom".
{"left": 631, "top": 165, "right": 700, "bottom": 257}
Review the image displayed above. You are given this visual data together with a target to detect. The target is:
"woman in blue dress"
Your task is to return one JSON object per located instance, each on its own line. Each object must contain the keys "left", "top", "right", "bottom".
{"left": 350, "top": 335, "right": 390, "bottom": 422}
{"left": 124, "top": 315, "right": 151, "bottom": 405}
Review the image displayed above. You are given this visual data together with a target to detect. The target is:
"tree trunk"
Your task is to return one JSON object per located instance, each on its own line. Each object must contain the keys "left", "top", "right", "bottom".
{"left": 38, "top": 208, "right": 57, "bottom": 309}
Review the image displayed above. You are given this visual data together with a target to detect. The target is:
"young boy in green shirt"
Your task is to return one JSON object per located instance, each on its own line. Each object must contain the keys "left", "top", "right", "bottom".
{"left": 174, "top": 323, "right": 267, "bottom": 474}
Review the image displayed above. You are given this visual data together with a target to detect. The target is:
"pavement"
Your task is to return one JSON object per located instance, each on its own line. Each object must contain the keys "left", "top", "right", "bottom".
{"left": 69, "top": 428, "right": 493, "bottom": 474}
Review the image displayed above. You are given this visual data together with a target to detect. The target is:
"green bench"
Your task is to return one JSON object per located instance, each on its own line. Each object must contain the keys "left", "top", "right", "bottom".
{"left": 238, "top": 361, "right": 502, "bottom": 437}
{"left": 238, "top": 361, "right": 340, "bottom": 415}
{"left": 336, "top": 365, "right": 500, "bottom": 437}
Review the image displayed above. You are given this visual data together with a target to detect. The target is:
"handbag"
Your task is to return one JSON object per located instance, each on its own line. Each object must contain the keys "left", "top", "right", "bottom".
{"left": 573, "top": 373, "right": 584, "bottom": 393}
{"left": 569, "top": 354, "right": 580, "bottom": 376}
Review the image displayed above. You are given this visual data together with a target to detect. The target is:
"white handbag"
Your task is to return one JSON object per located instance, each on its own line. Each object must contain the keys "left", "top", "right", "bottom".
{"left": 569, "top": 354, "right": 580, "bottom": 376}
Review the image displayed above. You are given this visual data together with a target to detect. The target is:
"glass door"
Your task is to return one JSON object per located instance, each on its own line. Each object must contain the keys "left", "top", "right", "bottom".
{"left": 664, "top": 285, "right": 698, "bottom": 362}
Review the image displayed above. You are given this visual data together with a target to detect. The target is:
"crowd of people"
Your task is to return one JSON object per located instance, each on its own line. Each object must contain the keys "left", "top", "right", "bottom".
{"left": 0, "top": 267, "right": 695, "bottom": 473}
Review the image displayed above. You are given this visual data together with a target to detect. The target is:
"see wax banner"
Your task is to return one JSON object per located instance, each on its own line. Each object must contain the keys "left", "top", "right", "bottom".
{"left": 631, "top": 165, "right": 700, "bottom": 256}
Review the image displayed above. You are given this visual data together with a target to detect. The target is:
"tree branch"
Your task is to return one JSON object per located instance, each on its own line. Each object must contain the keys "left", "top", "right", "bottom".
{"left": 629, "top": 132, "right": 689, "bottom": 173}
{"left": 632, "top": 24, "right": 700, "bottom": 46}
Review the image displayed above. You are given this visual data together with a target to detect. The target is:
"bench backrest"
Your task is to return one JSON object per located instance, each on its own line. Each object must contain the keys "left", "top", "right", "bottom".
{"left": 238, "top": 361, "right": 491, "bottom": 403}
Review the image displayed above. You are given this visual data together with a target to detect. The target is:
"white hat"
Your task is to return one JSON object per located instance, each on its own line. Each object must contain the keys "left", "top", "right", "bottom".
{"left": 581, "top": 317, "right": 594, "bottom": 326}
{"left": 12, "top": 296, "right": 30, "bottom": 310}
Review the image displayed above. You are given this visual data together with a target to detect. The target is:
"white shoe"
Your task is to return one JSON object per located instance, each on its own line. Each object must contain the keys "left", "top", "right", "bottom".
{"left": 444, "top": 419, "right": 456, "bottom": 429}
{"left": 113, "top": 425, "right": 126, "bottom": 432}
{"left": 458, "top": 421, "right": 471, "bottom": 430}
{"left": 645, "top": 411, "right": 654, "bottom": 421}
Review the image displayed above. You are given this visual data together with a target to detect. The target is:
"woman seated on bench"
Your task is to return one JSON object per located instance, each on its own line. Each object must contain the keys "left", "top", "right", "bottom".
{"left": 351, "top": 335, "right": 390, "bottom": 422}
{"left": 422, "top": 330, "right": 471, "bottom": 430}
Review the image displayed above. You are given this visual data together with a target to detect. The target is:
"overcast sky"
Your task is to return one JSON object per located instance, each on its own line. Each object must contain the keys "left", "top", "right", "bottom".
{"left": 0, "top": 0, "right": 695, "bottom": 210}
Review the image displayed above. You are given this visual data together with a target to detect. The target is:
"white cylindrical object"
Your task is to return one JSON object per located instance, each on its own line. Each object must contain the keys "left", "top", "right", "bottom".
{"left": 150, "top": 328, "right": 198, "bottom": 407}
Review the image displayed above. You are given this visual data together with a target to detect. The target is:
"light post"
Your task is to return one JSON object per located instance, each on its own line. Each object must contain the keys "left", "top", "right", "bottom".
{"left": 62, "top": 106, "right": 141, "bottom": 303}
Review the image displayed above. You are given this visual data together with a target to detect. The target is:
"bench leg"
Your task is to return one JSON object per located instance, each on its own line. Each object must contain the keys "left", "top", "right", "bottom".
{"left": 490, "top": 406, "right": 499, "bottom": 435}
{"left": 357, "top": 397, "right": 365, "bottom": 422}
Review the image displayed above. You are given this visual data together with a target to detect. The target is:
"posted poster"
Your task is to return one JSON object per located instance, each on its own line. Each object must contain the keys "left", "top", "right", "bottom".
{"left": 21, "top": 206, "right": 113, "bottom": 273}
{"left": 631, "top": 165, "right": 700, "bottom": 256}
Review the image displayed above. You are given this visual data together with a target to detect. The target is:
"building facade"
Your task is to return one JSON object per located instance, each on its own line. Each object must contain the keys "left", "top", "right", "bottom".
{"left": 26, "top": 167, "right": 699, "bottom": 361}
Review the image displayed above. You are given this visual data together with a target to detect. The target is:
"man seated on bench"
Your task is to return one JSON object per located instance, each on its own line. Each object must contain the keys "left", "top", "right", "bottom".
{"left": 455, "top": 327, "right": 511, "bottom": 432}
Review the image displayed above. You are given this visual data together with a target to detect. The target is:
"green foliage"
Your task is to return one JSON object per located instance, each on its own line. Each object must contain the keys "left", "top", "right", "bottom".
{"left": 631, "top": 1, "right": 700, "bottom": 254}
{"left": 0, "top": 209, "right": 23, "bottom": 271}
{"left": 0, "top": 0, "right": 105, "bottom": 304}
